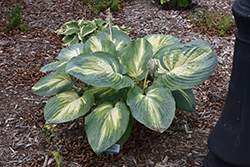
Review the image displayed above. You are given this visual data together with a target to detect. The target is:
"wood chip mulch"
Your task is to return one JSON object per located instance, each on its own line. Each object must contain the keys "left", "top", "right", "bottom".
{"left": 0, "top": 0, "right": 236, "bottom": 166}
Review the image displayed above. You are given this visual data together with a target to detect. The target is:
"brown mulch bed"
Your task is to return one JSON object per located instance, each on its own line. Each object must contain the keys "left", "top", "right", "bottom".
{"left": 0, "top": 0, "right": 236, "bottom": 166}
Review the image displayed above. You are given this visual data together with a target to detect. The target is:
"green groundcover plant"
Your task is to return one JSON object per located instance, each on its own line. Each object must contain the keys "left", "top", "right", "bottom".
{"left": 32, "top": 28, "right": 217, "bottom": 155}
{"left": 188, "top": 9, "right": 236, "bottom": 36}
{"left": 83, "top": 0, "right": 121, "bottom": 13}
{"left": 161, "top": 0, "right": 192, "bottom": 8}
{"left": 2, "top": 3, "right": 28, "bottom": 32}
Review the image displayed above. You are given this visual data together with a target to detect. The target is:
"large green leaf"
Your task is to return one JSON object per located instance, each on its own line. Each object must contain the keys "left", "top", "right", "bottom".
{"left": 57, "top": 43, "right": 84, "bottom": 61}
{"left": 127, "top": 84, "right": 175, "bottom": 133}
{"left": 40, "top": 61, "right": 68, "bottom": 72}
{"left": 121, "top": 38, "right": 153, "bottom": 81}
{"left": 144, "top": 34, "right": 180, "bottom": 54}
{"left": 32, "top": 71, "right": 74, "bottom": 96}
{"left": 66, "top": 52, "right": 134, "bottom": 89}
{"left": 96, "top": 29, "right": 131, "bottom": 51}
{"left": 85, "top": 102, "right": 130, "bottom": 155}
{"left": 172, "top": 89, "right": 196, "bottom": 113}
{"left": 44, "top": 91, "right": 94, "bottom": 123}
{"left": 83, "top": 36, "right": 117, "bottom": 56}
{"left": 155, "top": 40, "right": 217, "bottom": 90}
{"left": 86, "top": 86, "right": 127, "bottom": 102}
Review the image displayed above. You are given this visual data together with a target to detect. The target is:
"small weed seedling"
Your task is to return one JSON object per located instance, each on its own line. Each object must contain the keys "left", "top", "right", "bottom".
{"left": 1, "top": 3, "right": 28, "bottom": 32}
{"left": 188, "top": 9, "right": 236, "bottom": 36}
{"left": 43, "top": 122, "right": 61, "bottom": 167}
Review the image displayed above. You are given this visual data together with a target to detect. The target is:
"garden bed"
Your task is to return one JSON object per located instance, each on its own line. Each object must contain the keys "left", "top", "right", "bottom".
{"left": 0, "top": 0, "right": 235, "bottom": 166}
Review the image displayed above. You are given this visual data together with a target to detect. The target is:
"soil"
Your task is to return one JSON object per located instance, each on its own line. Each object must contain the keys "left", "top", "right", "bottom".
{"left": 0, "top": 0, "right": 236, "bottom": 166}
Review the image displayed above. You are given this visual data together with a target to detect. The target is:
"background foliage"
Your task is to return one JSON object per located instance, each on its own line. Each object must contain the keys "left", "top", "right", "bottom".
{"left": 160, "top": 0, "right": 192, "bottom": 8}
{"left": 188, "top": 9, "right": 236, "bottom": 36}
{"left": 82, "top": 0, "right": 122, "bottom": 13}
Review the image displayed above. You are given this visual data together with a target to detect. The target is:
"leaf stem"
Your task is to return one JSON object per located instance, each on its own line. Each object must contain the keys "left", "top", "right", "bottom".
{"left": 75, "top": 81, "right": 86, "bottom": 90}
{"left": 143, "top": 70, "right": 149, "bottom": 93}
{"left": 120, "top": 97, "right": 125, "bottom": 103}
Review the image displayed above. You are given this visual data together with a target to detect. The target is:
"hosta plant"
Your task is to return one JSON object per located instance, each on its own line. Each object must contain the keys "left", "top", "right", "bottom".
{"left": 54, "top": 17, "right": 131, "bottom": 46}
{"left": 32, "top": 29, "right": 217, "bottom": 155}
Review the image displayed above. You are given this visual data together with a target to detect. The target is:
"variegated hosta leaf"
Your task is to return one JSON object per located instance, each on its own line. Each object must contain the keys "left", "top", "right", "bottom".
{"left": 117, "top": 47, "right": 127, "bottom": 74}
{"left": 144, "top": 34, "right": 180, "bottom": 54}
{"left": 57, "top": 43, "right": 84, "bottom": 61}
{"left": 62, "top": 34, "right": 79, "bottom": 46}
{"left": 172, "top": 89, "right": 196, "bottom": 113}
{"left": 78, "top": 21, "right": 96, "bottom": 40}
{"left": 152, "top": 43, "right": 182, "bottom": 76}
{"left": 116, "top": 114, "right": 133, "bottom": 146}
{"left": 44, "top": 91, "right": 94, "bottom": 123}
{"left": 83, "top": 36, "right": 117, "bottom": 56}
{"left": 117, "top": 25, "right": 133, "bottom": 33}
{"left": 54, "top": 28, "right": 65, "bottom": 35}
{"left": 155, "top": 40, "right": 217, "bottom": 90}
{"left": 121, "top": 38, "right": 153, "bottom": 81}
{"left": 32, "top": 71, "right": 74, "bottom": 96}
{"left": 85, "top": 102, "right": 130, "bottom": 155}
{"left": 86, "top": 86, "right": 127, "bottom": 102}
{"left": 78, "top": 19, "right": 85, "bottom": 27}
{"left": 96, "top": 29, "right": 131, "bottom": 51}
{"left": 62, "top": 34, "right": 74, "bottom": 46}
{"left": 126, "top": 84, "right": 175, "bottom": 133}
{"left": 64, "top": 27, "right": 80, "bottom": 35}
{"left": 40, "top": 61, "right": 68, "bottom": 72}
{"left": 66, "top": 52, "right": 134, "bottom": 89}
{"left": 62, "top": 21, "right": 78, "bottom": 28}
{"left": 78, "top": 25, "right": 96, "bottom": 41}
{"left": 94, "top": 19, "right": 105, "bottom": 27}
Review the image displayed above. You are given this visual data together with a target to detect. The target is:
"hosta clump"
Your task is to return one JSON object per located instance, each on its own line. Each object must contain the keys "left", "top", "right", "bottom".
{"left": 54, "top": 18, "right": 131, "bottom": 46}
{"left": 32, "top": 29, "right": 217, "bottom": 155}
